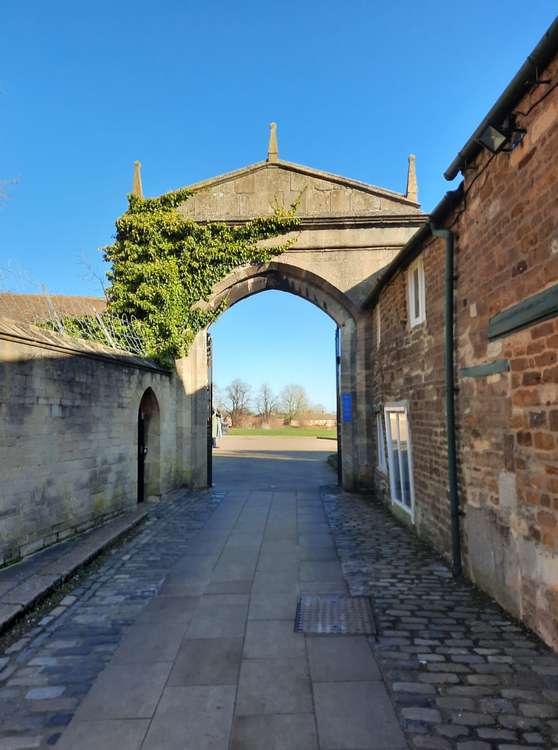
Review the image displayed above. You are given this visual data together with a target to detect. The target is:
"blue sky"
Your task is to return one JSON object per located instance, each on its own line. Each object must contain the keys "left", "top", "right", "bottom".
{"left": 211, "top": 292, "right": 337, "bottom": 412}
{"left": 1, "top": 2, "right": 556, "bottom": 409}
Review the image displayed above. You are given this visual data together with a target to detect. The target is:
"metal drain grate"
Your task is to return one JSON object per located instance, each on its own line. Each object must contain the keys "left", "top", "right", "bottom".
{"left": 294, "top": 594, "right": 376, "bottom": 635}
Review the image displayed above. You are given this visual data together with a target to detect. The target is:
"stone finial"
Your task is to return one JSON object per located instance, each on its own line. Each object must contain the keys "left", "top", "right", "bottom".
{"left": 267, "top": 122, "right": 279, "bottom": 163}
{"left": 132, "top": 160, "right": 143, "bottom": 197}
{"left": 406, "top": 153, "right": 418, "bottom": 203}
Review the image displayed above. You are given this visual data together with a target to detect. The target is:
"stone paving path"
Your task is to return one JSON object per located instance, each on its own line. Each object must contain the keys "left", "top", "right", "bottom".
{"left": 54, "top": 484, "right": 406, "bottom": 750}
{"left": 0, "top": 436, "right": 557, "bottom": 749}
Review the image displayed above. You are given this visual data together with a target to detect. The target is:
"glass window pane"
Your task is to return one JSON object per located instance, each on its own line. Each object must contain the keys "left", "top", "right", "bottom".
{"left": 388, "top": 412, "right": 401, "bottom": 502}
{"left": 398, "top": 412, "right": 412, "bottom": 508}
{"left": 386, "top": 408, "right": 413, "bottom": 513}
{"left": 413, "top": 268, "right": 420, "bottom": 319}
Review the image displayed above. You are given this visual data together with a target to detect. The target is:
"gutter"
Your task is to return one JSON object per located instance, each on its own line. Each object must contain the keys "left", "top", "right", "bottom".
{"left": 444, "top": 16, "right": 558, "bottom": 181}
{"left": 431, "top": 225, "right": 462, "bottom": 578}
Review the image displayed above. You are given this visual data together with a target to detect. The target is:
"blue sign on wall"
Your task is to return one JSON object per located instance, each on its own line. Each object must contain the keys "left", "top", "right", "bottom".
{"left": 342, "top": 393, "right": 352, "bottom": 423}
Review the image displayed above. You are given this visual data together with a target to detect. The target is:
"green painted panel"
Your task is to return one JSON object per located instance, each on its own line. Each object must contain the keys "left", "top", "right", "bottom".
{"left": 459, "top": 359, "right": 509, "bottom": 378}
{"left": 488, "top": 283, "right": 558, "bottom": 340}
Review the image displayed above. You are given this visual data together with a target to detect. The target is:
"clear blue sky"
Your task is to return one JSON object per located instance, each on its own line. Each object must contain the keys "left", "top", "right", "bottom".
{"left": 211, "top": 292, "right": 337, "bottom": 412}
{"left": 1, "top": 2, "right": 556, "bottom": 408}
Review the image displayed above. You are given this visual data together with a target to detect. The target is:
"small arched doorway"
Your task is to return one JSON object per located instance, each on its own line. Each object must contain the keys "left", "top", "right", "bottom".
{"left": 137, "top": 388, "right": 161, "bottom": 503}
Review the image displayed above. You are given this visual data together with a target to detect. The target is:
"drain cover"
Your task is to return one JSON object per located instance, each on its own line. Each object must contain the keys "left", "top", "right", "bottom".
{"left": 294, "top": 594, "right": 376, "bottom": 635}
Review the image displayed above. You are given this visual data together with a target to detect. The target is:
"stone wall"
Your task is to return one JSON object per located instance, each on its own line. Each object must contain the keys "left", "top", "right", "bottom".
{"left": 370, "top": 54, "right": 558, "bottom": 648}
{"left": 0, "top": 319, "right": 192, "bottom": 566}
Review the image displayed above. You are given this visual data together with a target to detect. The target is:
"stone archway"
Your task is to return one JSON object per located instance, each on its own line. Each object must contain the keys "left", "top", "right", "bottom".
{"left": 171, "top": 133, "right": 426, "bottom": 491}
{"left": 138, "top": 387, "right": 161, "bottom": 502}
{"left": 179, "top": 261, "right": 364, "bottom": 491}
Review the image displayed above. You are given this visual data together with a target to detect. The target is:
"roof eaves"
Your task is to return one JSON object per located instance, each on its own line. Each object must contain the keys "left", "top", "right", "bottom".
{"left": 444, "top": 16, "right": 558, "bottom": 181}
{"left": 364, "top": 185, "right": 463, "bottom": 309}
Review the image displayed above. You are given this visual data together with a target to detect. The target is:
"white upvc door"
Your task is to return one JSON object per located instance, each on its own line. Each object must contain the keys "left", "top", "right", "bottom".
{"left": 384, "top": 403, "right": 415, "bottom": 519}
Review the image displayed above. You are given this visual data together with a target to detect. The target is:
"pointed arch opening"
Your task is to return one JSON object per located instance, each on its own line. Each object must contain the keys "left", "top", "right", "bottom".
{"left": 137, "top": 387, "right": 161, "bottom": 503}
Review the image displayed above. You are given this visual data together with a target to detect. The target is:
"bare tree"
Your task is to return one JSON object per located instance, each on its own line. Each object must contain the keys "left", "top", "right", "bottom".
{"left": 281, "top": 384, "right": 309, "bottom": 424}
{"left": 257, "top": 383, "right": 278, "bottom": 423}
{"left": 225, "top": 379, "right": 251, "bottom": 426}
{"left": 212, "top": 384, "right": 227, "bottom": 413}
{"left": 310, "top": 403, "right": 327, "bottom": 416}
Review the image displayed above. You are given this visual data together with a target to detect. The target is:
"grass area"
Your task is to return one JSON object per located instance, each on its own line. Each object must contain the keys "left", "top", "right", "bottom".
{"left": 227, "top": 426, "right": 337, "bottom": 439}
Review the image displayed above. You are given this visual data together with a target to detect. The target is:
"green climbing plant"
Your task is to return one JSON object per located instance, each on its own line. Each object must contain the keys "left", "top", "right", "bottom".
{"left": 95, "top": 188, "right": 300, "bottom": 365}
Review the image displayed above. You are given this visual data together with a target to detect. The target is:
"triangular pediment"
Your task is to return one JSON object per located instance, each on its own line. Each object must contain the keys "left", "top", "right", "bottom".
{"left": 178, "top": 159, "right": 420, "bottom": 222}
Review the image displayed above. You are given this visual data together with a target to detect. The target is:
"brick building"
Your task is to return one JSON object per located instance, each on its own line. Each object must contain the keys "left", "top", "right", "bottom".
{"left": 369, "top": 19, "right": 558, "bottom": 649}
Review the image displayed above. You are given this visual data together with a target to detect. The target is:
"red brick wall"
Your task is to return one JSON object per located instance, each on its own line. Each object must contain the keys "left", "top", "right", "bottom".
{"left": 371, "top": 236, "right": 450, "bottom": 554}
{"left": 370, "top": 54, "right": 558, "bottom": 649}
{"left": 454, "top": 56, "right": 558, "bottom": 648}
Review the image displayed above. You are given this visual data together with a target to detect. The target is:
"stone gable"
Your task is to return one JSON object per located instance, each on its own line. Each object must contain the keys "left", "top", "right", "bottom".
{"left": 178, "top": 161, "right": 420, "bottom": 222}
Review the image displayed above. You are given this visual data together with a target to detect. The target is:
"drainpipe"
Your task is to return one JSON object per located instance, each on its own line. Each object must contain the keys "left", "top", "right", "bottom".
{"left": 430, "top": 225, "right": 462, "bottom": 578}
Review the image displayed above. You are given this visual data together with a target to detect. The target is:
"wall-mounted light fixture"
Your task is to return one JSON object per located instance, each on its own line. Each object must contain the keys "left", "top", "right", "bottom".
{"left": 477, "top": 114, "right": 526, "bottom": 154}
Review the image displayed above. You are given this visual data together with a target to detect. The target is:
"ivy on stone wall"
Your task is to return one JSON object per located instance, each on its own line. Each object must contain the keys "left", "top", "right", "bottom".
{"left": 67, "top": 189, "right": 298, "bottom": 366}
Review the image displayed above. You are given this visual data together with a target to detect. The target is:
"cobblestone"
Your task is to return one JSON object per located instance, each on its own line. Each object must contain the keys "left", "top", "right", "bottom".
{"left": 322, "top": 488, "right": 558, "bottom": 750}
{"left": 0, "top": 488, "right": 222, "bottom": 748}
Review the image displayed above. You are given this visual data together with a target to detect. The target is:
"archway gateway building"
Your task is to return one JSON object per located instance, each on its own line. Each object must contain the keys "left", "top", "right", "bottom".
{"left": 2, "top": 18, "right": 558, "bottom": 651}
{"left": 172, "top": 125, "right": 425, "bottom": 490}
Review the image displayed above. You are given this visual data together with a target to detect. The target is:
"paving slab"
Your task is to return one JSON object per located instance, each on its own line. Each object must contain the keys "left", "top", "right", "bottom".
{"left": 205, "top": 579, "right": 252, "bottom": 594}
{"left": 314, "top": 681, "right": 407, "bottom": 749}
{"left": 168, "top": 638, "right": 243, "bottom": 686}
{"left": 111, "top": 620, "right": 187, "bottom": 664}
{"left": 136, "top": 595, "right": 199, "bottom": 624}
{"left": 307, "top": 635, "right": 382, "bottom": 682}
{"left": 141, "top": 685, "right": 236, "bottom": 750}
{"left": 252, "top": 569, "right": 300, "bottom": 594}
{"left": 230, "top": 713, "right": 319, "bottom": 750}
{"left": 299, "top": 560, "right": 343, "bottom": 582}
{"left": 248, "top": 592, "right": 298, "bottom": 620}
{"left": 55, "top": 718, "right": 149, "bottom": 750}
{"left": 210, "top": 559, "right": 257, "bottom": 582}
{"left": 236, "top": 658, "right": 313, "bottom": 715}
{"left": 243, "top": 619, "right": 306, "bottom": 659}
{"left": 75, "top": 662, "right": 172, "bottom": 719}
{"left": 187, "top": 602, "right": 247, "bottom": 638}
{"left": 197, "top": 593, "right": 250, "bottom": 607}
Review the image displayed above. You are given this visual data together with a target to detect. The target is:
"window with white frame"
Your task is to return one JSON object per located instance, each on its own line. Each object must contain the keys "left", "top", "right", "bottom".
{"left": 384, "top": 403, "right": 415, "bottom": 517}
{"left": 375, "top": 303, "right": 381, "bottom": 349}
{"left": 407, "top": 257, "right": 426, "bottom": 327}
{"left": 376, "top": 411, "right": 387, "bottom": 473}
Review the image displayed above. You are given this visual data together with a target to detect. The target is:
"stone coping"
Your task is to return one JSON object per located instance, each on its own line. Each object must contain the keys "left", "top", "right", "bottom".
{"left": 0, "top": 508, "right": 148, "bottom": 634}
{"left": 0, "top": 316, "right": 169, "bottom": 374}
{"left": 0, "top": 292, "right": 106, "bottom": 324}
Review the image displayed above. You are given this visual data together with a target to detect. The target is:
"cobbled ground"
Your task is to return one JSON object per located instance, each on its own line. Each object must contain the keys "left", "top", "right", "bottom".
{"left": 0, "top": 488, "right": 223, "bottom": 750}
{"left": 322, "top": 488, "right": 558, "bottom": 750}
